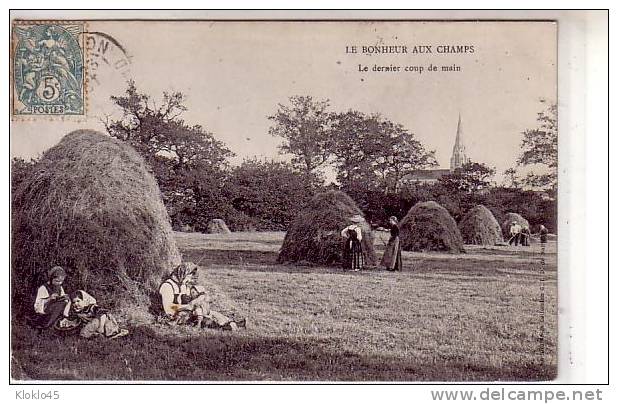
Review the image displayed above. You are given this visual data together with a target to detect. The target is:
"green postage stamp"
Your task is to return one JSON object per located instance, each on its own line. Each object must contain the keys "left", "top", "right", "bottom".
{"left": 12, "top": 22, "right": 86, "bottom": 116}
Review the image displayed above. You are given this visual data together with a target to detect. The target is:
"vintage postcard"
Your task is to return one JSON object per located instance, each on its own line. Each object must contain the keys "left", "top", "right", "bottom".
{"left": 10, "top": 15, "right": 559, "bottom": 382}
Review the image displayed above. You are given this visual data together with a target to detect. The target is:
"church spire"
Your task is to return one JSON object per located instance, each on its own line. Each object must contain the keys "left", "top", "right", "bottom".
{"left": 450, "top": 113, "right": 468, "bottom": 170}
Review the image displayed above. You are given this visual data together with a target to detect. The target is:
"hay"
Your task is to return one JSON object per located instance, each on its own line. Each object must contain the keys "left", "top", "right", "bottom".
{"left": 459, "top": 205, "right": 504, "bottom": 245}
{"left": 12, "top": 130, "right": 181, "bottom": 311}
{"left": 179, "top": 224, "right": 194, "bottom": 233}
{"left": 400, "top": 201, "right": 465, "bottom": 253}
{"left": 277, "top": 190, "right": 377, "bottom": 266}
{"left": 206, "top": 218, "right": 231, "bottom": 234}
{"left": 501, "top": 212, "right": 530, "bottom": 238}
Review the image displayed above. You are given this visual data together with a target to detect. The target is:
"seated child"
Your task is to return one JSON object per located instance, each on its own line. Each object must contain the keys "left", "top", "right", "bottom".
{"left": 70, "top": 290, "right": 129, "bottom": 339}
{"left": 184, "top": 277, "right": 246, "bottom": 330}
{"left": 174, "top": 281, "right": 208, "bottom": 327}
{"left": 33, "top": 266, "right": 79, "bottom": 330}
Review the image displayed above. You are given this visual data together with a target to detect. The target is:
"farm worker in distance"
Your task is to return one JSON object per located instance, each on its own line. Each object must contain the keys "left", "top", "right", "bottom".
{"left": 32, "top": 266, "right": 79, "bottom": 330}
{"left": 538, "top": 224, "right": 548, "bottom": 244}
{"left": 159, "top": 262, "right": 246, "bottom": 331}
{"left": 70, "top": 290, "right": 129, "bottom": 339}
{"left": 341, "top": 215, "right": 365, "bottom": 272}
{"left": 508, "top": 221, "right": 522, "bottom": 246}
{"left": 520, "top": 226, "right": 531, "bottom": 246}
{"left": 380, "top": 216, "right": 402, "bottom": 271}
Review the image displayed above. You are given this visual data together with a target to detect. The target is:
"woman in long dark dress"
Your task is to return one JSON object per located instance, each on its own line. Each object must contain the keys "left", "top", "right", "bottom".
{"left": 341, "top": 215, "right": 364, "bottom": 271}
{"left": 381, "top": 216, "right": 402, "bottom": 271}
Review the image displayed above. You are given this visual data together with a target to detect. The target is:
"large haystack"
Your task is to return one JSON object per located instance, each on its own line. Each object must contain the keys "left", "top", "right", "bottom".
{"left": 400, "top": 201, "right": 465, "bottom": 253}
{"left": 459, "top": 205, "right": 504, "bottom": 245}
{"left": 207, "top": 218, "right": 231, "bottom": 234}
{"left": 501, "top": 212, "right": 530, "bottom": 238}
{"left": 12, "top": 130, "right": 181, "bottom": 310}
{"left": 277, "top": 190, "right": 377, "bottom": 266}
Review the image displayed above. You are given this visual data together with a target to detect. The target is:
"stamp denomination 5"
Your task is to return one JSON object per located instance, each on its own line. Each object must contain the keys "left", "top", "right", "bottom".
{"left": 12, "top": 22, "right": 86, "bottom": 116}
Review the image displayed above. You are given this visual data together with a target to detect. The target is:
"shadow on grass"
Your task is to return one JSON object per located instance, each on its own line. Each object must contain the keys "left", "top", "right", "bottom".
{"left": 12, "top": 323, "right": 556, "bottom": 382}
{"left": 182, "top": 249, "right": 348, "bottom": 275}
{"left": 182, "top": 249, "right": 279, "bottom": 266}
{"left": 181, "top": 249, "right": 555, "bottom": 281}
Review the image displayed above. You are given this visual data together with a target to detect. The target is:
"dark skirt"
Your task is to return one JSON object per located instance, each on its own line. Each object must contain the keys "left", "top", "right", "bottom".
{"left": 76, "top": 304, "right": 109, "bottom": 323}
{"left": 32, "top": 300, "right": 69, "bottom": 329}
{"left": 343, "top": 239, "right": 364, "bottom": 270}
{"left": 381, "top": 236, "right": 402, "bottom": 271}
{"left": 540, "top": 234, "right": 548, "bottom": 244}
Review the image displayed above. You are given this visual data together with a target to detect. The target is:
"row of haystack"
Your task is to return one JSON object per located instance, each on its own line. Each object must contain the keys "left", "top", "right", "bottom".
{"left": 278, "top": 191, "right": 530, "bottom": 266}
{"left": 403, "top": 203, "right": 530, "bottom": 249}
{"left": 277, "top": 192, "right": 466, "bottom": 266}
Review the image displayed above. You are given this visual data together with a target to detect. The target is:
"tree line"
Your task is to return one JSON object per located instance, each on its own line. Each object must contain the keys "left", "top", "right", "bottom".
{"left": 11, "top": 82, "right": 558, "bottom": 233}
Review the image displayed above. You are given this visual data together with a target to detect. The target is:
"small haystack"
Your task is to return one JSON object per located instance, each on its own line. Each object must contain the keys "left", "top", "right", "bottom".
{"left": 207, "top": 218, "right": 231, "bottom": 234}
{"left": 459, "top": 205, "right": 504, "bottom": 245}
{"left": 11, "top": 130, "right": 181, "bottom": 310}
{"left": 400, "top": 201, "right": 465, "bottom": 253}
{"left": 179, "top": 224, "right": 194, "bottom": 233}
{"left": 501, "top": 212, "right": 530, "bottom": 238}
{"left": 277, "top": 190, "right": 377, "bottom": 266}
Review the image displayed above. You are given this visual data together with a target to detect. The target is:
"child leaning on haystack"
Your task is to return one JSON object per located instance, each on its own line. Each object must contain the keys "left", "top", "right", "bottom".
{"left": 69, "top": 290, "right": 129, "bottom": 339}
{"left": 159, "top": 262, "right": 246, "bottom": 331}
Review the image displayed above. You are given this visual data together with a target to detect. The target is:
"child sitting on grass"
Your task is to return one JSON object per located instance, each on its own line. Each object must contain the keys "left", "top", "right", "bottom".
{"left": 70, "top": 290, "right": 129, "bottom": 339}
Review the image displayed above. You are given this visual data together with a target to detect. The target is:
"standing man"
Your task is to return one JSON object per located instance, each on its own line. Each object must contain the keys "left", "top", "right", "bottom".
{"left": 509, "top": 221, "right": 522, "bottom": 246}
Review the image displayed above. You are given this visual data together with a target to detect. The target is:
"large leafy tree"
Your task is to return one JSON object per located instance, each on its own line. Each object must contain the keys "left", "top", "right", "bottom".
{"left": 268, "top": 95, "right": 332, "bottom": 176}
{"left": 329, "top": 111, "right": 437, "bottom": 194}
{"left": 517, "top": 101, "right": 558, "bottom": 194}
{"left": 103, "top": 81, "right": 235, "bottom": 229}
{"left": 373, "top": 119, "right": 437, "bottom": 194}
{"left": 228, "top": 159, "right": 321, "bottom": 230}
{"left": 328, "top": 110, "right": 381, "bottom": 191}
{"left": 104, "top": 81, "right": 233, "bottom": 170}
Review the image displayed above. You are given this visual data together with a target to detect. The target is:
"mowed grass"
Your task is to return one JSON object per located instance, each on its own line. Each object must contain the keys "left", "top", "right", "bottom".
{"left": 12, "top": 231, "right": 557, "bottom": 381}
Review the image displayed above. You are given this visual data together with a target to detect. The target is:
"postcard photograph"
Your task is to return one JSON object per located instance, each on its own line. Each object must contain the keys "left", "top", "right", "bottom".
{"left": 10, "top": 16, "right": 558, "bottom": 382}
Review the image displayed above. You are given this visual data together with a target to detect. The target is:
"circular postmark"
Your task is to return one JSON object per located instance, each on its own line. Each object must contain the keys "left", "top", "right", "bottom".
{"left": 85, "top": 31, "right": 132, "bottom": 91}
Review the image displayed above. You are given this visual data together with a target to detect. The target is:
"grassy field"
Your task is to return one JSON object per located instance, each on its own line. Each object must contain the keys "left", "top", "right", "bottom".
{"left": 12, "top": 231, "right": 557, "bottom": 381}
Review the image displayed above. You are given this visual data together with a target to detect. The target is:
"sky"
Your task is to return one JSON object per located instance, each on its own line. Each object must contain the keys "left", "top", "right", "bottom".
{"left": 11, "top": 21, "right": 557, "bottom": 180}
